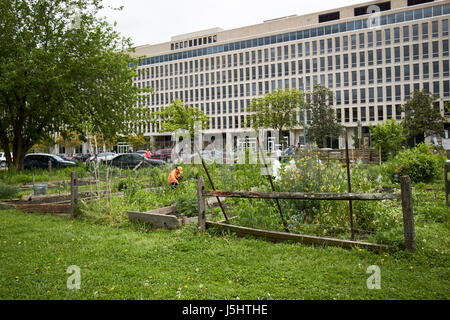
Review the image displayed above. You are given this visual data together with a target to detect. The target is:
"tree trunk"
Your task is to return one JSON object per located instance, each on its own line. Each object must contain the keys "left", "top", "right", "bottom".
{"left": 279, "top": 129, "right": 283, "bottom": 148}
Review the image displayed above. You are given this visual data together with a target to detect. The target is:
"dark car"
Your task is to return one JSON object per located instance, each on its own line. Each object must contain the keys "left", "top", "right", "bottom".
{"left": 150, "top": 149, "right": 173, "bottom": 162}
{"left": 111, "top": 153, "right": 165, "bottom": 169}
{"left": 72, "top": 154, "right": 91, "bottom": 162}
{"left": 136, "top": 150, "right": 147, "bottom": 156}
{"left": 58, "top": 154, "right": 74, "bottom": 162}
{"left": 24, "top": 153, "right": 76, "bottom": 170}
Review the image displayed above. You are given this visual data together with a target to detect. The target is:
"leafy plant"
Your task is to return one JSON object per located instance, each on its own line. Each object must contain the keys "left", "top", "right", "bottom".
{"left": 381, "top": 143, "right": 446, "bottom": 183}
{"left": 0, "top": 183, "right": 19, "bottom": 199}
{"left": 370, "top": 119, "right": 407, "bottom": 160}
{"left": 174, "top": 192, "right": 198, "bottom": 217}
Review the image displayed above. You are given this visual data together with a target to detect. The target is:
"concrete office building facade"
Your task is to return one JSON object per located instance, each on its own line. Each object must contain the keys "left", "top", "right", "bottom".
{"left": 129, "top": 0, "right": 450, "bottom": 151}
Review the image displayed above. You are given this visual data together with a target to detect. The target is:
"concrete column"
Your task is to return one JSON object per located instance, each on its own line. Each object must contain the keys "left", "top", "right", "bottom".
{"left": 289, "top": 131, "right": 295, "bottom": 147}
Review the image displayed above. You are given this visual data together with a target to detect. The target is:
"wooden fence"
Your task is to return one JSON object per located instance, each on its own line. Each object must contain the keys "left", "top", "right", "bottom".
{"left": 197, "top": 175, "right": 416, "bottom": 252}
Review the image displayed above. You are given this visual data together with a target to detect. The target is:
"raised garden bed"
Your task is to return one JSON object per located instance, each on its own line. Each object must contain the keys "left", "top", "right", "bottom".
{"left": 127, "top": 197, "right": 225, "bottom": 230}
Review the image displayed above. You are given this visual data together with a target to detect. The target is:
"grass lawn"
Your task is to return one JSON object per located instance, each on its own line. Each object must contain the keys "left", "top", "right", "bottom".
{"left": 0, "top": 209, "right": 448, "bottom": 300}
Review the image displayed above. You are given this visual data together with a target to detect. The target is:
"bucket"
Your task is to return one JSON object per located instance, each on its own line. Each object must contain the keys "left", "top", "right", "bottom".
{"left": 33, "top": 184, "right": 48, "bottom": 196}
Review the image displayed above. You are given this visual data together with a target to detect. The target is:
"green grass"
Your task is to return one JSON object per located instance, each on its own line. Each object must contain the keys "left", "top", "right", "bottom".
{"left": 0, "top": 209, "right": 448, "bottom": 300}
{"left": 0, "top": 165, "right": 90, "bottom": 186}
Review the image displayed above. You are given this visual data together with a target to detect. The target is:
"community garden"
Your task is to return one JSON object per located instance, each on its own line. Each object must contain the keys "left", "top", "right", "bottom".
{"left": 0, "top": 143, "right": 449, "bottom": 299}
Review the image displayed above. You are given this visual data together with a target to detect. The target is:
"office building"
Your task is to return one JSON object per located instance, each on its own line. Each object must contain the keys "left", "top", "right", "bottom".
{"left": 129, "top": 0, "right": 450, "bottom": 150}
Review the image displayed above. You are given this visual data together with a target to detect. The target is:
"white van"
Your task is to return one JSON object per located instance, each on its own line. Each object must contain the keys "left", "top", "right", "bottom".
{"left": 0, "top": 152, "right": 13, "bottom": 168}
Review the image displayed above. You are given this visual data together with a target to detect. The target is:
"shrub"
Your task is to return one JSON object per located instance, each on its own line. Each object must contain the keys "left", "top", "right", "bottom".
{"left": 382, "top": 143, "right": 446, "bottom": 183}
{"left": 370, "top": 119, "right": 407, "bottom": 160}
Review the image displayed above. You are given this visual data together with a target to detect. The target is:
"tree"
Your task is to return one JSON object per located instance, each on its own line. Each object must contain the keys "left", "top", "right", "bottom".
{"left": 0, "top": 0, "right": 145, "bottom": 170}
{"left": 127, "top": 134, "right": 147, "bottom": 151}
{"left": 369, "top": 119, "right": 407, "bottom": 160}
{"left": 306, "top": 84, "right": 343, "bottom": 148}
{"left": 150, "top": 99, "right": 209, "bottom": 138}
{"left": 56, "top": 131, "right": 84, "bottom": 154}
{"left": 31, "top": 134, "right": 56, "bottom": 153}
{"left": 250, "top": 89, "right": 303, "bottom": 144}
{"left": 402, "top": 90, "right": 445, "bottom": 145}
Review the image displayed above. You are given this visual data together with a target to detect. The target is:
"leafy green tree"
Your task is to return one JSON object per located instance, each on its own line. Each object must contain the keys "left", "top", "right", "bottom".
{"left": 0, "top": 0, "right": 145, "bottom": 170}
{"left": 250, "top": 89, "right": 303, "bottom": 144}
{"left": 402, "top": 90, "right": 445, "bottom": 144}
{"left": 370, "top": 119, "right": 407, "bottom": 160}
{"left": 127, "top": 134, "right": 147, "bottom": 151}
{"left": 151, "top": 99, "right": 209, "bottom": 138}
{"left": 306, "top": 84, "right": 343, "bottom": 148}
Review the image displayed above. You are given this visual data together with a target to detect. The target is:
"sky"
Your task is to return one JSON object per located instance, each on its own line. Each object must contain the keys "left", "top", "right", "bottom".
{"left": 100, "top": 0, "right": 368, "bottom": 47}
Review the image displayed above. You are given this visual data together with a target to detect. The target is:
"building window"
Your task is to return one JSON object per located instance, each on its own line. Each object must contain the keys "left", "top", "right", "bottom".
{"left": 403, "top": 25, "right": 410, "bottom": 42}
{"left": 423, "top": 42, "right": 429, "bottom": 59}
{"left": 378, "top": 105, "right": 384, "bottom": 121}
{"left": 423, "top": 62, "right": 430, "bottom": 79}
{"left": 385, "top": 29, "right": 391, "bottom": 45}
{"left": 422, "top": 22, "right": 428, "bottom": 39}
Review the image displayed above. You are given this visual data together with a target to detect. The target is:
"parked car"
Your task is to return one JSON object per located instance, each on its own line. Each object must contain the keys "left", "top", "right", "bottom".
{"left": 23, "top": 153, "right": 76, "bottom": 170}
{"left": 73, "top": 154, "right": 92, "bottom": 162}
{"left": 136, "top": 150, "right": 147, "bottom": 156}
{"left": 111, "top": 153, "right": 165, "bottom": 169}
{"left": 80, "top": 154, "right": 92, "bottom": 162}
{"left": 88, "top": 152, "right": 117, "bottom": 164}
{"left": 58, "top": 154, "right": 74, "bottom": 162}
{"left": 0, "top": 152, "right": 13, "bottom": 168}
{"left": 150, "top": 149, "right": 173, "bottom": 162}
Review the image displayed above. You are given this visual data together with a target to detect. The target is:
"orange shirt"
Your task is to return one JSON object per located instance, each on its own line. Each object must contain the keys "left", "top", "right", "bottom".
{"left": 168, "top": 169, "right": 180, "bottom": 184}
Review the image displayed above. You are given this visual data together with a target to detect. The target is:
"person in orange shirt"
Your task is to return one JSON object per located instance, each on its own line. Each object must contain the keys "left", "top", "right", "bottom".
{"left": 144, "top": 149, "right": 151, "bottom": 158}
{"left": 168, "top": 166, "right": 183, "bottom": 188}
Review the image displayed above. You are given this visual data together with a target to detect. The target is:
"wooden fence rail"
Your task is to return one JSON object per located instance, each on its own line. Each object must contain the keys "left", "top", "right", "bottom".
{"left": 203, "top": 190, "right": 400, "bottom": 201}
{"left": 197, "top": 175, "right": 416, "bottom": 252}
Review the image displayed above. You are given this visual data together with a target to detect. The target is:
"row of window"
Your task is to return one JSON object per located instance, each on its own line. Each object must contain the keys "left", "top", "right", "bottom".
{"left": 134, "top": 3, "right": 450, "bottom": 67}
{"left": 138, "top": 79, "right": 449, "bottom": 119}
{"left": 170, "top": 35, "right": 218, "bottom": 51}
{"left": 135, "top": 19, "right": 449, "bottom": 81}
{"left": 132, "top": 99, "right": 443, "bottom": 134}
{"left": 135, "top": 59, "right": 449, "bottom": 102}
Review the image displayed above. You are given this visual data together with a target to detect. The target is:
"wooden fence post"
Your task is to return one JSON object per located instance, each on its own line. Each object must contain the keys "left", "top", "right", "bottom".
{"left": 71, "top": 172, "right": 78, "bottom": 218}
{"left": 197, "top": 176, "right": 206, "bottom": 232}
{"left": 400, "top": 176, "right": 415, "bottom": 253}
